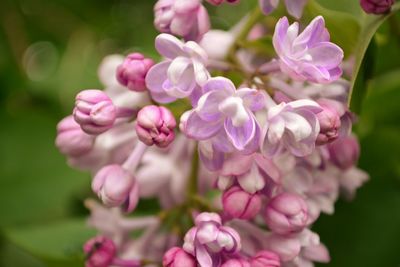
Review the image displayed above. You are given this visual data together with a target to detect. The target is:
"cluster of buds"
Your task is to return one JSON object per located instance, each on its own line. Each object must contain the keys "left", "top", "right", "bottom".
{"left": 54, "top": 0, "right": 384, "bottom": 266}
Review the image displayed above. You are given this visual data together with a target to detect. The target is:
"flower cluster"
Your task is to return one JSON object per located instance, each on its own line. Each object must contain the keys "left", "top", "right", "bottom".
{"left": 55, "top": 0, "right": 378, "bottom": 266}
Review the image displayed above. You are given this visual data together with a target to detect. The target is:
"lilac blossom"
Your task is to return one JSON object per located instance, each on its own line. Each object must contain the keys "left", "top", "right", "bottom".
{"left": 222, "top": 186, "right": 262, "bottom": 220}
{"left": 260, "top": 0, "right": 308, "bottom": 19}
{"left": 273, "top": 16, "right": 344, "bottom": 84}
{"left": 116, "top": 53, "right": 154, "bottom": 92}
{"left": 360, "top": 0, "right": 394, "bottom": 14}
{"left": 183, "top": 212, "right": 241, "bottom": 267}
{"left": 146, "top": 33, "right": 210, "bottom": 104}
{"left": 135, "top": 105, "right": 176, "bottom": 148}
{"left": 182, "top": 77, "right": 265, "bottom": 152}
{"left": 163, "top": 247, "right": 197, "bottom": 267}
{"left": 154, "top": 0, "right": 210, "bottom": 41}
{"left": 261, "top": 99, "right": 322, "bottom": 157}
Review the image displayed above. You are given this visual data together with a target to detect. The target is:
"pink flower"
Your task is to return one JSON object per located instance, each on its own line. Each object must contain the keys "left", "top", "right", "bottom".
{"left": 261, "top": 100, "right": 322, "bottom": 157}
{"left": 360, "top": 0, "right": 394, "bottom": 14}
{"left": 145, "top": 34, "right": 210, "bottom": 104}
{"left": 83, "top": 236, "right": 116, "bottom": 267}
{"left": 316, "top": 99, "right": 342, "bottom": 145}
{"left": 223, "top": 186, "right": 262, "bottom": 220}
{"left": 250, "top": 250, "right": 281, "bottom": 267}
{"left": 264, "top": 193, "right": 308, "bottom": 234}
{"left": 73, "top": 90, "right": 117, "bottom": 135}
{"left": 163, "top": 247, "right": 197, "bottom": 267}
{"left": 328, "top": 135, "right": 360, "bottom": 170}
{"left": 221, "top": 258, "right": 251, "bottom": 267}
{"left": 135, "top": 105, "right": 176, "bottom": 148}
{"left": 154, "top": 0, "right": 210, "bottom": 41}
{"left": 56, "top": 115, "right": 95, "bottom": 157}
{"left": 92, "top": 164, "right": 139, "bottom": 213}
{"left": 116, "top": 53, "right": 154, "bottom": 92}
{"left": 273, "top": 16, "right": 344, "bottom": 84}
{"left": 183, "top": 212, "right": 241, "bottom": 267}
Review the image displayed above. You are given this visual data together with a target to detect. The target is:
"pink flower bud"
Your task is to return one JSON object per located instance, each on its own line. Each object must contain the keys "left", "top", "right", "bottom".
{"left": 264, "top": 193, "right": 308, "bottom": 234}
{"left": 205, "top": 0, "right": 240, "bottom": 5}
{"left": 135, "top": 105, "right": 176, "bottom": 148}
{"left": 250, "top": 250, "right": 281, "bottom": 267}
{"left": 328, "top": 135, "right": 360, "bottom": 170}
{"left": 316, "top": 101, "right": 341, "bottom": 145}
{"left": 163, "top": 247, "right": 197, "bottom": 267}
{"left": 221, "top": 259, "right": 250, "bottom": 267}
{"left": 56, "top": 115, "right": 95, "bottom": 157}
{"left": 360, "top": 0, "right": 394, "bottom": 14}
{"left": 92, "top": 164, "right": 139, "bottom": 213}
{"left": 74, "top": 90, "right": 116, "bottom": 135}
{"left": 222, "top": 186, "right": 262, "bottom": 220}
{"left": 116, "top": 53, "right": 154, "bottom": 92}
{"left": 83, "top": 236, "right": 116, "bottom": 267}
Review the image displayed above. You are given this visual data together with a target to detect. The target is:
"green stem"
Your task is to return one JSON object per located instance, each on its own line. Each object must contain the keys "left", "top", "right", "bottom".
{"left": 188, "top": 146, "right": 199, "bottom": 196}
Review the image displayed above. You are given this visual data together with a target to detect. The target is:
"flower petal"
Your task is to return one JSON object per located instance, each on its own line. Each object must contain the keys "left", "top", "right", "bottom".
{"left": 155, "top": 33, "right": 185, "bottom": 59}
{"left": 284, "top": 0, "right": 307, "bottom": 19}
{"left": 224, "top": 114, "right": 256, "bottom": 150}
{"left": 202, "top": 77, "right": 236, "bottom": 95}
{"left": 185, "top": 111, "right": 222, "bottom": 140}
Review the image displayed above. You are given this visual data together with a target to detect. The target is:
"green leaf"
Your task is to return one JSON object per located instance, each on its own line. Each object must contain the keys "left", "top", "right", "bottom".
{"left": 4, "top": 219, "right": 96, "bottom": 267}
{"left": 0, "top": 108, "right": 89, "bottom": 227}
{"left": 349, "top": 3, "right": 400, "bottom": 111}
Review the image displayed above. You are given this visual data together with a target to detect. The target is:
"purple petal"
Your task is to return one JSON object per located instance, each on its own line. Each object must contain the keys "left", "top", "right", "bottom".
{"left": 202, "top": 77, "right": 235, "bottom": 95}
{"left": 185, "top": 111, "right": 222, "bottom": 140}
{"left": 224, "top": 114, "right": 256, "bottom": 151}
{"left": 155, "top": 34, "right": 185, "bottom": 59}
{"left": 307, "top": 42, "right": 344, "bottom": 68}
{"left": 236, "top": 88, "right": 266, "bottom": 111}
{"left": 273, "top": 17, "right": 290, "bottom": 56}
{"left": 145, "top": 61, "right": 171, "bottom": 93}
{"left": 196, "top": 91, "right": 226, "bottom": 122}
{"left": 195, "top": 243, "right": 213, "bottom": 267}
{"left": 294, "top": 16, "right": 329, "bottom": 47}
{"left": 199, "top": 141, "right": 225, "bottom": 171}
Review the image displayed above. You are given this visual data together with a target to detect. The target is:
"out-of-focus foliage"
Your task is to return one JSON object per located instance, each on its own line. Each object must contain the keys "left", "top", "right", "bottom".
{"left": 0, "top": 0, "right": 399, "bottom": 266}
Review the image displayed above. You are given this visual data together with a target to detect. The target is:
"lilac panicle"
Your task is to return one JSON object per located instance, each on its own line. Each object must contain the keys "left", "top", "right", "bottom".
{"left": 145, "top": 33, "right": 210, "bottom": 104}
{"left": 273, "top": 16, "right": 344, "bottom": 84}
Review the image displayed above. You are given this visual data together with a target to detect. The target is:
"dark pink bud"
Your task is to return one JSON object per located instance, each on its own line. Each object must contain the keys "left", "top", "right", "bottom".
{"left": 264, "top": 193, "right": 308, "bottom": 234}
{"left": 83, "top": 236, "right": 116, "bottom": 267}
{"left": 135, "top": 105, "right": 176, "bottom": 148}
{"left": 250, "top": 250, "right": 281, "bottom": 267}
{"left": 92, "top": 165, "right": 139, "bottom": 213}
{"left": 222, "top": 186, "right": 262, "bottom": 220}
{"left": 316, "top": 100, "right": 341, "bottom": 145}
{"left": 328, "top": 135, "right": 360, "bottom": 170}
{"left": 116, "top": 53, "right": 154, "bottom": 92}
{"left": 73, "top": 90, "right": 116, "bottom": 135}
{"left": 163, "top": 247, "right": 197, "bottom": 267}
{"left": 360, "top": 0, "right": 394, "bottom": 14}
{"left": 221, "top": 258, "right": 250, "bottom": 267}
{"left": 56, "top": 115, "right": 95, "bottom": 157}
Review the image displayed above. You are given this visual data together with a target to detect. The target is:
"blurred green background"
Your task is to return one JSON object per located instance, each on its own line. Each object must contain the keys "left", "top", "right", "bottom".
{"left": 0, "top": 0, "right": 399, "bottom": 266}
